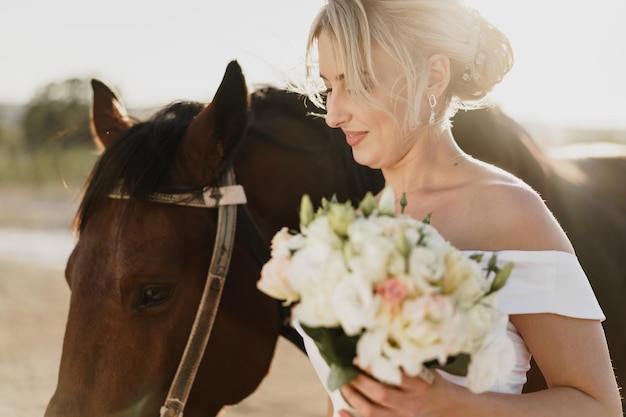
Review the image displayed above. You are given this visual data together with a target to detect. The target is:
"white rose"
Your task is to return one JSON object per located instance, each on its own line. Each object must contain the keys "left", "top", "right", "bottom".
{"left": 294, "top": 291, "right": 339, "bottom": 327}
{"left": 269, "top": 227, "right": 294, "bottom": 257}
{"left": 357, "top": 328, "right": 403, "bottom": 385}
{"left": 402, "top": 223, "right": 422, "bottom": 247}
{"left": 387, "top": 251, "right": 408, "bottom": 278}
{"left": 348, "top": 216, "right": 385, "bottom": 244}
{"left": 463, "top": 296, "right": 502, "bottom": 350}
{"left": 466, "top": 315, "right": 515, "bottom": 393}
{"left": 304, "top": 216, "right": 343, "bottom": 249}
{"left": 392, "top": 296, "right": 466, "bottom": 366}
{"left": 408, "top": 246, "right": 446, "bottom": 290}
{"left": 443, "top": 250, "right": 488, "bottom": 305}
{"left": 289, "top": 244, "right": 347, "bottom": 327}
{"left": 257, "top": 254, "right": 300, "bottom": 304}
{"left": 371, "top": 215, "right": 399, "bottom": 235}
{"left": 332, "top": 273, "right": 380, "bottom": 335}
{"left": 347, "top": 220, "right": 394, "bottom": 284}
{"left": 418, "top": 223, "right": 449, "bottom": 249}
{"left": 357, "top": 327, "right": 386, "bottom": 367}
{"left": 288, "top": 240, "right": 343, "bottom": 292}
{"left": 370, "top": 355, "right": 402, "bottom": 386}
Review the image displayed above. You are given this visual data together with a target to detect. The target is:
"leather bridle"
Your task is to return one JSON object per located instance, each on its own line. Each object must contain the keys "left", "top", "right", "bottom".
{"left": 109, "top": 166, "right": 246, "bottom": 417}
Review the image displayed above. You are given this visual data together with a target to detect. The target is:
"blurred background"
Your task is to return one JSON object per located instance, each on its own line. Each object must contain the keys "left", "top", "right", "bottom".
{"left": 1, "top": 1, "right": 624, "bottom": 415}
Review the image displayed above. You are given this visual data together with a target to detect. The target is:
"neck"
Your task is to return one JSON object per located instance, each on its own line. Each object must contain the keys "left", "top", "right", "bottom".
{"left": 382, "top": 129, "right": 466, "bottom": 195}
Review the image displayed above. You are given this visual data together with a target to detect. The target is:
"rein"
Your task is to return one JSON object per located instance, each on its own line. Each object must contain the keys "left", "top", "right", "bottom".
{"left": 109, "top": 167, "right": 246, "bottom": 417}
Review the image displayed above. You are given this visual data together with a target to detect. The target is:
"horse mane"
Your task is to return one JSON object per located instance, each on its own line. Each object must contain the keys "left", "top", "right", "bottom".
{"left": 247, "top": 86, "right": 385, "bottom": 200}
{"left": 250, "top": 86, "right": 310, "bottom": 117}
{"left": 74, "top": 101, "right": 205, "bottom": 234}
{"left": 247, "top": 86, "right": 333, "bottom": 150}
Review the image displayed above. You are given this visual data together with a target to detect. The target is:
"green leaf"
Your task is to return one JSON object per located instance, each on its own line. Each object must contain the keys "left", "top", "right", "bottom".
{"left": 328, "top": 364, "right": 360, "bottom": 391}
{"left": 469, "top": 253, "right": 484, "bottom": 263}
{"left": 422, "top": 212, "right": 432, "bottom": 224}
{"left": 487, "top": 253, "right": 497, "bottom": 271}
{"left": 429, "top": 353, "right": 470, "bottom": 377}
{"left": 300, "top": 325, "right": 360, "bottom": 368}
{"left": 491, "top": 261, "right": 514, "bottom": 292}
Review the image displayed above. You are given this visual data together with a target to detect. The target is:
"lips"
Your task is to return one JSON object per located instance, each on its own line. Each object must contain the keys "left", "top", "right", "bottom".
{"left": 343, "top": 130, "right": 368, "bottom": 147}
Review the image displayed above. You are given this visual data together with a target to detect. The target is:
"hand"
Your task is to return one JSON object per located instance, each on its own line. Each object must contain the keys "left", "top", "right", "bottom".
{"left": 337, "top": 368, "right": 456, "bottom": 417}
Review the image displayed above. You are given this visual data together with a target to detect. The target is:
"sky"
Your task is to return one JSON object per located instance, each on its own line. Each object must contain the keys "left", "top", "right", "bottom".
{"left": 2, "top": 0, "right": 625, "bottom": 130}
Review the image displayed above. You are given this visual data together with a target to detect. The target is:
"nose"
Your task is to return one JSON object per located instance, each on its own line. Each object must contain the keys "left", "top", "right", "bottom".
{"left": 324, "top": 91, "right": 350, "bottom": 128}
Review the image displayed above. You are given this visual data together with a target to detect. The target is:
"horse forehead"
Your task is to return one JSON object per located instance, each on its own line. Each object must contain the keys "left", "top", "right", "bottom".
{"left": 78, "top": 201, "right": 212, "bottom": 272}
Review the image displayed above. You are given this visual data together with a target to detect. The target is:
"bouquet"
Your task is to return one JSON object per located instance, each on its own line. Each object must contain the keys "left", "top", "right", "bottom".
{"left": 257, "top": 187, "right": 515, "bottom": 393}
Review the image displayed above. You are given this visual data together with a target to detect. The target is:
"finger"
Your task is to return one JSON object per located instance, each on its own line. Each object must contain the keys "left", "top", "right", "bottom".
{"left": 341, "top": 383, "right": 387, "bottom": 417}
{"left": 353, "top": 359, "right": 435, "bottom": 389}
{"left": 347, "top": 373, "right": 403, "bottom": 409}
{"left": 396, "top": 368, "right": 438, "bottom": 393}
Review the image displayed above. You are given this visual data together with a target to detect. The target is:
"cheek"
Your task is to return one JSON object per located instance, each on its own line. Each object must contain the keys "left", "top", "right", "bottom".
{"left": 372, "top": 108, "right": 401, "bottom": 141}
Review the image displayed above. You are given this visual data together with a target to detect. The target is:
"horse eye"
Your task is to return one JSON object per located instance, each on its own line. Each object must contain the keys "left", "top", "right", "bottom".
{"left": 136, "top": 284, "right": 173, "bottom": 311}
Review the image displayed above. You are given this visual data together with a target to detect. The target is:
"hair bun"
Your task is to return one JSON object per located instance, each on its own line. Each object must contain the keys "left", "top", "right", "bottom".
{"left": 452, "top": 12, "right": 514, "bottom": 103}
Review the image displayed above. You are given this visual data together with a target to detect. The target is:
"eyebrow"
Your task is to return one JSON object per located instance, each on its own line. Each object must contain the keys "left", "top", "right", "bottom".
{"left": 320, "top": 71, "right": 372, "bottom": 83}
{"left": 320, "top": 73, "right": 345, "bottom": 82}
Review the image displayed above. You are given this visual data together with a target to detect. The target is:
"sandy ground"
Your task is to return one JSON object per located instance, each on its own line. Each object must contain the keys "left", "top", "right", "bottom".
{"left": 0, "top": 188, "right": 327, "bottom": 417}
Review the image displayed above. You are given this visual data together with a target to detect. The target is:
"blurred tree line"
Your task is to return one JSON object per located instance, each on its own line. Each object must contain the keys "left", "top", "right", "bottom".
{"left": 0, "top": 77, "right": 97, "bottom": 187}
{"left": 13, "top": 78, "right": 92, "bottom": 150}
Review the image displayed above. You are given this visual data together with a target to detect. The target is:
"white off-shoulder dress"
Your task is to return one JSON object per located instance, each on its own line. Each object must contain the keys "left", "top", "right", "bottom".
{"left": 294, "top": 250, "right": 605, "bottom": 416}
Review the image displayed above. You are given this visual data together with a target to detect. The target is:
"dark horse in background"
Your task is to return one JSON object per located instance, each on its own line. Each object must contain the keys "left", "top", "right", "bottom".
{"left": 45, "top": 61, "right": 626, "bottom": 416}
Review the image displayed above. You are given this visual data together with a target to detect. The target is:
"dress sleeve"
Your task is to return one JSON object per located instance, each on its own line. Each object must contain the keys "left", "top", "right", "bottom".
{"left": 465, "top": 250, "right": 605, "bottom": 320}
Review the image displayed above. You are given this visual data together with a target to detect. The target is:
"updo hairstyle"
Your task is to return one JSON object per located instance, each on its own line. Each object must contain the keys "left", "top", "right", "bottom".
{"left": 304, "top": 0, "right": 514, "bottom": 130}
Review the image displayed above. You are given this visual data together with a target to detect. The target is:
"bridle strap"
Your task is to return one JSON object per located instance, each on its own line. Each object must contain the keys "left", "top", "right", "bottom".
{"left": 159, "top": 167, "right": 240, "bottom": 417}
{"left": 109, "top": 184, "right": 247, "bottom": 208}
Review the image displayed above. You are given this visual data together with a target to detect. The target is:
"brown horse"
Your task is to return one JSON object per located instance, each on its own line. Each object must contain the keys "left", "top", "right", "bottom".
{"left": 46, "top": 61, "right": 625, "bottom": 416}
{"left": 452, "top": 108, "right": 626, "bottom": 397}
{"left": 45, "top": 61, "right": 382, "bottom": 417}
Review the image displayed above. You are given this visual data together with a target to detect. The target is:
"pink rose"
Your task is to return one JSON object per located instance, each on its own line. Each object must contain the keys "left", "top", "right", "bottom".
{"left": 375, "top": 278, "right": 409, "bottom": 311}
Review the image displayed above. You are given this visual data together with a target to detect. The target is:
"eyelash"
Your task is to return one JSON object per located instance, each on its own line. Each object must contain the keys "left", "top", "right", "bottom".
{"left": 320, "top": 87, "right": 332, "bottom": 104}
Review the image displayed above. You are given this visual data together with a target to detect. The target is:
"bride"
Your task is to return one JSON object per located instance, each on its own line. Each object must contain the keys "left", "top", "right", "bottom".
{"left": 292, "top": 1, "right": 623, "bottom": 416}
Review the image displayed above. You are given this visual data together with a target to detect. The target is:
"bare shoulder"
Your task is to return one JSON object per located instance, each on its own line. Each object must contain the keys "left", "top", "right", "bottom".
{"left": 459, "top": 159, "right": 574, "bottom": 252}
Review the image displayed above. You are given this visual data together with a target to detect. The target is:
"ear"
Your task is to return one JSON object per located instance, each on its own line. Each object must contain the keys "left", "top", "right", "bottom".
{"left": 171, "top": 60, "right": 249, "bottom": 186}
{"left": 90, "top": 79, "right": 135, "bottom": 149}
{"left": 426, "top": 54, "right": 451, "bottom": 99}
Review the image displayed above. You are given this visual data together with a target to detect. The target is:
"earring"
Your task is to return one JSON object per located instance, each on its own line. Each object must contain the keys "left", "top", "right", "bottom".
{"left": 428, "top": 94, "right": 437, "bottom": 124}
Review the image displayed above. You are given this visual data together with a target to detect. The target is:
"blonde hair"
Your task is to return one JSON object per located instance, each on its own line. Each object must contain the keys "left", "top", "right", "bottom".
{"left": 301, "top": 0, "right": 513, "bottom": 131}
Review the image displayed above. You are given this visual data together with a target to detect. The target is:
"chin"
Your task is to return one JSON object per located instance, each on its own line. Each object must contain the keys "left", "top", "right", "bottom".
{"left": 352, "top": 150, "right": 383, "bottom": 170}
{"left": 353, "top": 154, "right": 376, "bottom": 169}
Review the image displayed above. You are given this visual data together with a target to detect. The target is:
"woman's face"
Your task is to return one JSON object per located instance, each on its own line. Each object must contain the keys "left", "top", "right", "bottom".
{"left": 318, "top": 31, "right": 415, "bottom": 169}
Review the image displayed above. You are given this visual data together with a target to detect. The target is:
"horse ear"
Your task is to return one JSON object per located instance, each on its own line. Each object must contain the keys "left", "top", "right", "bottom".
{"left": 90, "top": 79, "right": 135, "bottom": 149}
{"left": 210, "top": 60, "right": 250, "bottom": 152}
{"left": 173, "top": 60, "right": 249, "bottom": 185}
